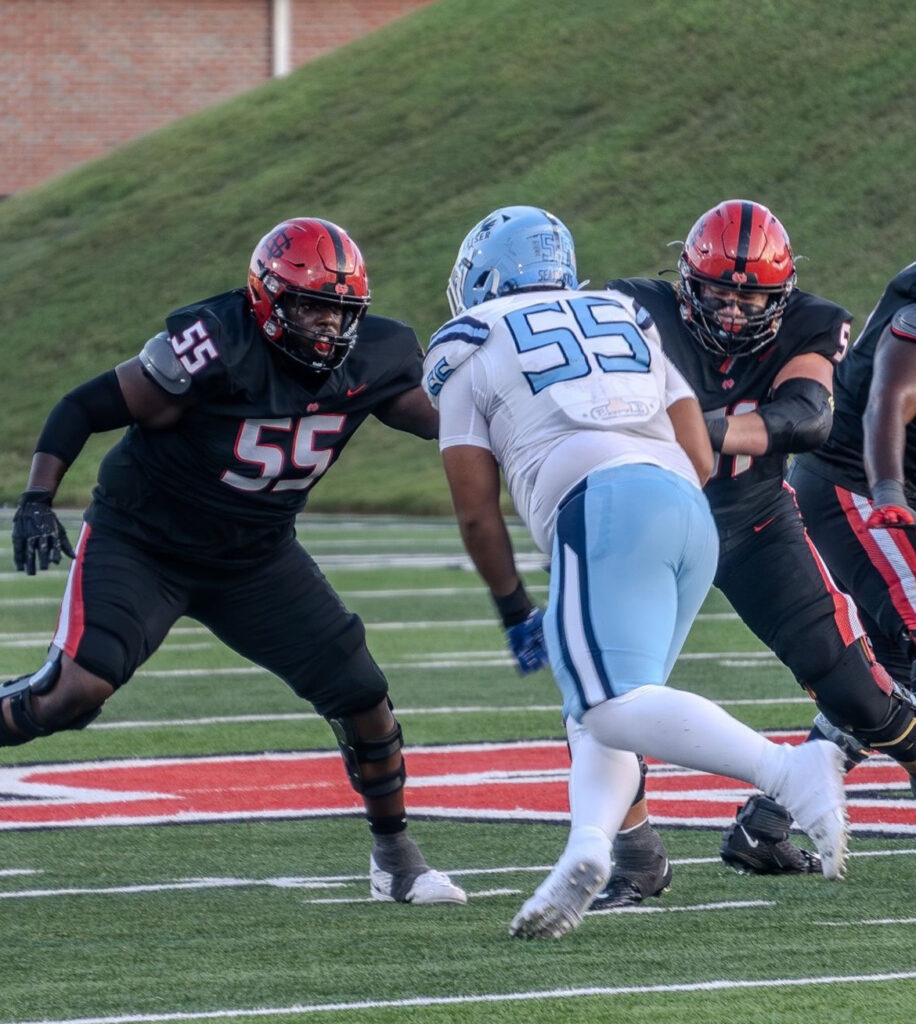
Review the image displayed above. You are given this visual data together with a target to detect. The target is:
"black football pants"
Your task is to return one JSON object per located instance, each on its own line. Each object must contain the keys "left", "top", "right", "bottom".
{"left": 788, "top": 458, "right": 916, "bottom": 686}
{"left": 51, "top": 524, "right": 389, "bottom": 718}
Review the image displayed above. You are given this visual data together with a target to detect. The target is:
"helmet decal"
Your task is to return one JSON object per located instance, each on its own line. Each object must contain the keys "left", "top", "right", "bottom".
{"left": 247, "top": 218, "right": 370, "bottom": 373}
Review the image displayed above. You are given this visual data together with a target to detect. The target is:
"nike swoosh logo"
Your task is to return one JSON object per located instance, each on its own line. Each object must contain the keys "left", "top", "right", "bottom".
{"left": 739, "top": 825, "right": 760, "bottom": 848}
{"left": 346, "top": 383, "right": 367, "bottom": 398}
{"left": 753, "top": 516, "right": 776, "bottom": 533}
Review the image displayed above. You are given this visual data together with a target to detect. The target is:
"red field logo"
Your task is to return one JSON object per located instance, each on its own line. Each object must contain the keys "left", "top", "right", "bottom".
{"left": 0, "top": 735, "right": 913, "bottom": 835}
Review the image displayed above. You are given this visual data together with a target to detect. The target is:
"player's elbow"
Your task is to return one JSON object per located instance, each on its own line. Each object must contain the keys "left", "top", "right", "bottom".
{"left": 759, "top": 378, "right": 833, "bottom": 454}
{"left": 692, "top": 446, "right": 715, "bottom": 487}
{"left": 793, "top": 407, "right": 833, "bottom": 451}
{"left": 453, "top": 503, "right": 503, "bottom": 549}
{"left": 455, "top": 509, "right": 489, "bottom": 539}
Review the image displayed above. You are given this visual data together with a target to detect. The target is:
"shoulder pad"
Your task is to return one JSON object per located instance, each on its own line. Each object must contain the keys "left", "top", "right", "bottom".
{"left": 891, "top": 303, "right": 916, "bottom": 341}
{"left": 428, "top": 315, "right": 490, "bottom": 352}
{"left": 139, "top": 332, "right": 192, "bottom": 395}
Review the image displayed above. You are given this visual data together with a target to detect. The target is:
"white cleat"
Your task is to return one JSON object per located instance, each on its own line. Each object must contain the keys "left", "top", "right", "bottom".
{"left": 369, "top": 855, "right": 467, "bottom": 905}
{"left": 771, "top": 739, "right": 849, "bottom": 880}
{"left": 509, "top": 853, "right": 610, "bottom": 939}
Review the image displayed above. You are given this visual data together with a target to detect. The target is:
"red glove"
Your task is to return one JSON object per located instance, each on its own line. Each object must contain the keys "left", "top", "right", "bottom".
{"left": 866, "top": 479, "right": 916, "bottom": 529}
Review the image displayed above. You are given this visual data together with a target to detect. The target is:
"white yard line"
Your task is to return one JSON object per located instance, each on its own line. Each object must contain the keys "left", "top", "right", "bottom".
{"left": 0, "top": 611, "right": 741, "bottom": 646}
{"left": 5, "top": 848, "right": 914, "bottom": 901}
{"left": 83, "top": 695, "right": 812, "bottom": 732}
{"left": 119, "top": 650, "right": 778, "bottom": 679}
{"left": 4, "top": 970, "right": 916, "bottom": 1024}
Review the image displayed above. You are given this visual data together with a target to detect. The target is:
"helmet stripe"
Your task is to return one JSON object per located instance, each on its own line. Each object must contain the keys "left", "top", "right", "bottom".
{"left": 314, "top": 218, "right": 348, "bottom": 272}
{"left": 734, "top": 200, "right": 754, "bottom": 274}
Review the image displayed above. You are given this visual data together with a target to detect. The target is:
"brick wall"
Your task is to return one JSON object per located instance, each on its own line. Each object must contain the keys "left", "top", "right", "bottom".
{"left": 0, "top": 0, "right": 432, "bottom": 197}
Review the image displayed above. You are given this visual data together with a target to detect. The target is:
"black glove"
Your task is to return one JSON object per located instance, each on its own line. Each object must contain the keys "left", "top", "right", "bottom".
{"left": 12, "top": 488, "right": 75, "bottom": 575}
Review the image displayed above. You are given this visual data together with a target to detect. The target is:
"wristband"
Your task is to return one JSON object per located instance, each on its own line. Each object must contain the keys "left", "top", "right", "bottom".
{"left": 18, "top": 487, "right": 55, "bottom": 507}
{"left": 704, "top": 413, "right": 728, "bottom": 452}
{"left": 871, "top": 479, "right": 909, "bottom": 508}
{"left": 492, "top": 582, "right": 533, "bottom": 628}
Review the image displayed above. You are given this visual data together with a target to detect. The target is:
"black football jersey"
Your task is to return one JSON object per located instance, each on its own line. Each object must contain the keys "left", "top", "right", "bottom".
{"left": 800, "top": 261, "right": 916, "bottom": 499}
{"left": 86, "top": 289, "right": 424, "bottom": 563}
{"left": 607, "top": 278, "right": 851, "bottom": 529}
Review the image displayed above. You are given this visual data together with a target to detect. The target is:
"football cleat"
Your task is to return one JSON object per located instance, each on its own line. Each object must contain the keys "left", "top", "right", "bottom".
{"left": 591, "top": 821, "right": 673, "bottom": 909}
{"left": 510, "top": 839, "right": 610, "bottom": 939}
{"left": 369, "top": 855, "right": 467, "bottom": 905}
{"left": 720, "top": 794, "right": 822, "bottom": 875}
{"left": 767, "top": 740, "right": 848, "bottom": 880}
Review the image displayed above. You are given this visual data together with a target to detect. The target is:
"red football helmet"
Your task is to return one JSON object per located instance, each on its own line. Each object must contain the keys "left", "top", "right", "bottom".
{"left": 247, "top": 218, "right": 370, "bottom": 372}
{"left": 677, "top": 199, "right": 796, "bottom": 356}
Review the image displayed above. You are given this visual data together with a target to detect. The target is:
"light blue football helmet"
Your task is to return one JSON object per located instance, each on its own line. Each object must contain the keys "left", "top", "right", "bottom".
{"left": 446, "top": 205, "right": 579, "bottom": 316}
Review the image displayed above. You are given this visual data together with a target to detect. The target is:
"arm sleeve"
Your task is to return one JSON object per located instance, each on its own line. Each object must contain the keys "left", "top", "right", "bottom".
{"left": 758, "top": 376, "right": 833, "bottom": 454}
{"left": 34, "top": 370, "right": 134, "bottom": 466}
{"left": 437, "top": 359, "right": 492, "bottom": 451}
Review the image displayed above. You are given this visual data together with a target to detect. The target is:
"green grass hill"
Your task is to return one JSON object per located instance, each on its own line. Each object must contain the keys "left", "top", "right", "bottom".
{"left": 1, "top": 0, "right": 914, "bottom": 512}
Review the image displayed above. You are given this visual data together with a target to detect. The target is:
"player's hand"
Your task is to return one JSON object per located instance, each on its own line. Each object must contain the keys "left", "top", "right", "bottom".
{"left": 505, "top": 608, "right": 550, "bottom": 674}
{"left": 866, "top": 479, "right": 916, "bottom": 530}
{"left": 12, "top": 488, "right": 75, "bottom": 574}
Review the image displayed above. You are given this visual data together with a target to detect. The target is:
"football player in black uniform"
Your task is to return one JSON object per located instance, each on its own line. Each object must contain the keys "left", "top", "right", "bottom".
{"left": 2, "top": 217, "right": 466, "bottom": 906}
{"left": 590, "top": 201, "right": 916, "bottom": 908}
{"left": 788, "top": 261, "right": 916, "bottom": 721}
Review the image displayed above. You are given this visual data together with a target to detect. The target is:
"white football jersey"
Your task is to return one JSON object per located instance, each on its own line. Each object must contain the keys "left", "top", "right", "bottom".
{"left": 426, "top": 288, "right": 701, "bottom": 552}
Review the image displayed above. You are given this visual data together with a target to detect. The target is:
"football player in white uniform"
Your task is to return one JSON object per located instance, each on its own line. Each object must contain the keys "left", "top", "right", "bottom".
{"left": 424, "top": 205, "right": 850, "bottom": 939}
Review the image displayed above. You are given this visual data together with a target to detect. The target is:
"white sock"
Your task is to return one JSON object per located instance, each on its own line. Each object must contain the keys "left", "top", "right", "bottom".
{"left": 565, "top": 717, "right": 642, "bottom": 839}
{"left": 582, "top": 685, "right": 787, "bottom": 789}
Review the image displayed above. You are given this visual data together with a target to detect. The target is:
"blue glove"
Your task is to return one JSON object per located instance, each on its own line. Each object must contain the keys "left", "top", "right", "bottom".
{"left": 505, "top": 608, "right": 550, "bottom": 674}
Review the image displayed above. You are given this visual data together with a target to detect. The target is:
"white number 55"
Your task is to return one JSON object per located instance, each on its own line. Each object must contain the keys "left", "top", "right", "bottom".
{"left": 171, "top": 321, "right": 218, "bottom": 374}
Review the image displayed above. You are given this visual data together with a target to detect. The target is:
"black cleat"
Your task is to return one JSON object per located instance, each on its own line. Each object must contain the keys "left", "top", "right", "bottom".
{"left": 720, "top": 794, "right": 822, "bottom": 875}
{"left": 590, "top": 821, "right": 672, "bottom": 909}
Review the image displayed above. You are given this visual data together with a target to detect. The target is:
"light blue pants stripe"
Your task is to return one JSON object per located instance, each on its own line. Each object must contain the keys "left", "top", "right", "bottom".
{"left": 543, "top": 463, "right": 719, "bottom": 721}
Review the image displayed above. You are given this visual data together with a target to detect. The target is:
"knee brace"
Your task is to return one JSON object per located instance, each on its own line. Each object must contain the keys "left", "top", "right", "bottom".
{"left": 847, "top": 682, "right": 916, "bottom": 764}
{"left": 813, "top": 641, "right": 916, "bottom": 764}
{"left": 0, "top": 649, "right": 100, "bottom": 747}
{"left": 328, "top": 706, "right": 406, "bottom": 799}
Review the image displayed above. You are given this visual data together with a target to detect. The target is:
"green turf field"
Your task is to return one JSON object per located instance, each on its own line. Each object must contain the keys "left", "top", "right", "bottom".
{"left": 1, "top": 513, "right": 915, "bottom": 1023}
